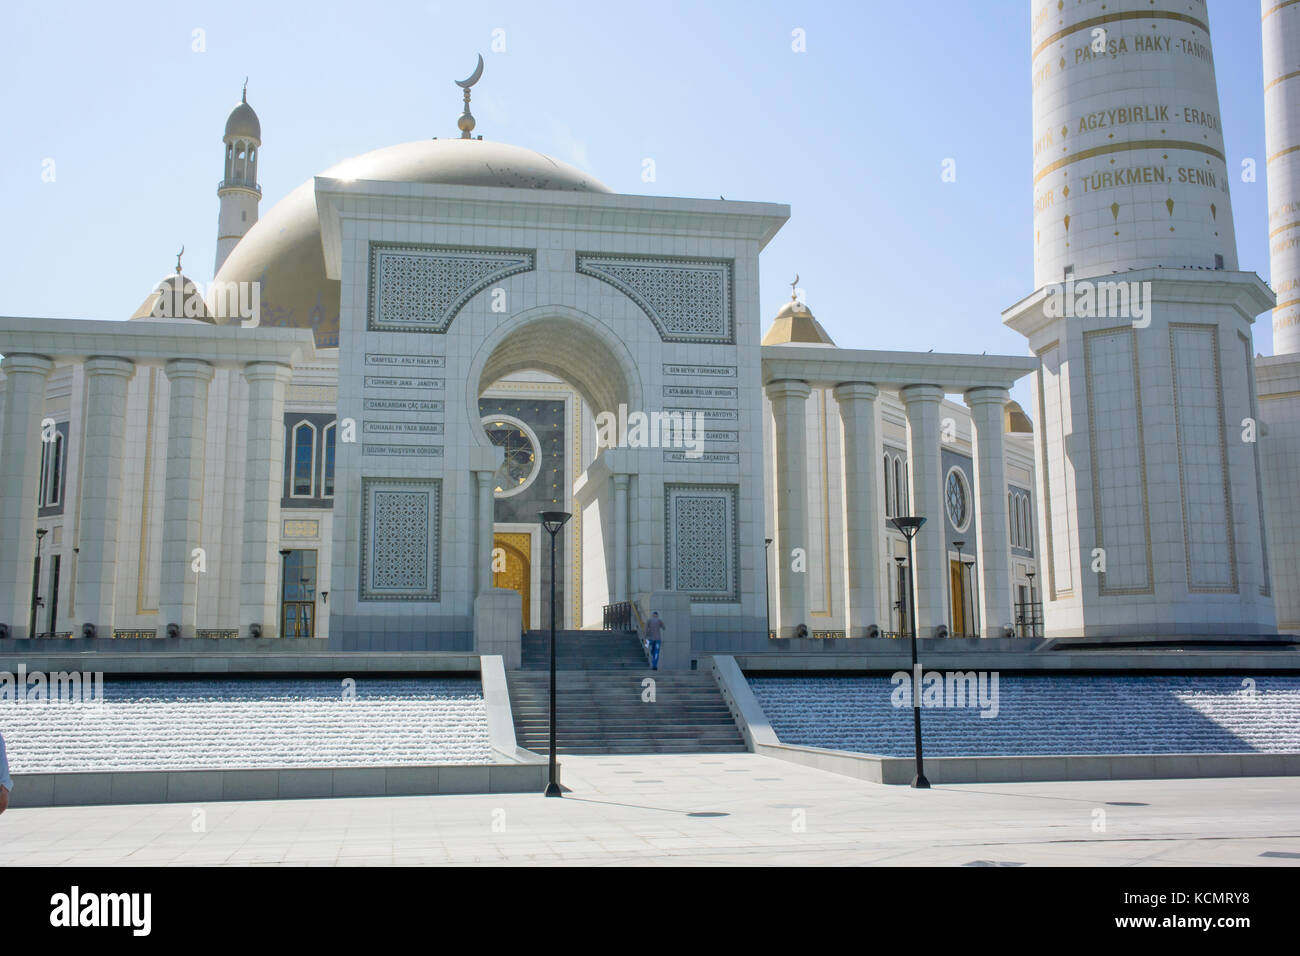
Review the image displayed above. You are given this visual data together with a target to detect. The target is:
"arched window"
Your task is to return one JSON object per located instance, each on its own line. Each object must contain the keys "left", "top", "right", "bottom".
{"left": 321, "top": 422, "right": 336, "bottom": 498}
{"left": 49, "top": 432, "right": 63, "bottom": 506}
{"left": 38, "top": 431, "right": 64, "bottom": 508}
{"left": 1008, "top": 492, "right": 1016, "bottom": 547}
{"left": 290, "top": 421, "right": 316, "bottom": 498}
{"left": 902, "top": 461, "right": 910, "bottom": 515}
{"left": 893, "top": 458, "right": 902, "bottom": 518}
{"left": 882, "top": 454, "right": 892, "bottom": 517}
{"left": 1021, "top": 495, "right": 1031, "bottom": 551}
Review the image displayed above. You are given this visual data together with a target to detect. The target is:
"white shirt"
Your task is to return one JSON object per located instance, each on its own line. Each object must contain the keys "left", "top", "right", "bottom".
{"left": 0, "top": 732, "right": 12, "bottom": 792}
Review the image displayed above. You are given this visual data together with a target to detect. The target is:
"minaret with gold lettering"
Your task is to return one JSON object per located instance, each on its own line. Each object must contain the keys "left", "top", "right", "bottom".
{"left": 1004, "top": 0, "right": 1276, "bottom": 639}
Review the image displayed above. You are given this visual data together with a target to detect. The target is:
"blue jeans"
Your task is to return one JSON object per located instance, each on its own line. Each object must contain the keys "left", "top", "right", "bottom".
{"left": 648, "top": 638, "right": 661, "bottom": 669}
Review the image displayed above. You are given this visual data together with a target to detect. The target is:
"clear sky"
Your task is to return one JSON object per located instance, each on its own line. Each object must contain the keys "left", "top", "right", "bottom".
{"left": 0, "top": 0, "right": 1278, "bottom": 402}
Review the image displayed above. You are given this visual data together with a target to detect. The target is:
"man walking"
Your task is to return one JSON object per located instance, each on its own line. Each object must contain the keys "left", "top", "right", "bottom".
{"left": 645, "top": 611, "right": 665, "bottom": 670}
{"left": 0, "top": 731, "right": 12, "bottom": 815}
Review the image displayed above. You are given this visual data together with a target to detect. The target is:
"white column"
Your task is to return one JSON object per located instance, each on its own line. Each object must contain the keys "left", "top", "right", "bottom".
{"left": 74, "top": 356, "right": 136, "bottom": 635}
{"left": 240, "top": 362, "right": 293, "bottom": 637}
{"left": 160, "top": 358, "right": 214, "bottom": 638}
{"left": 899, "top": 384, "right": 946, "bottom": 637}
{"left": 476, "top": 469, "right": 495, "bottom": 595}
{"left": 613, "top": 473, "right": 629, "bottom": 603}
{"left": 0, "top": 354, "right": 54, "bottom": 638}
{"left": 966, "top": 386, "right": 1012, "bottom": 638}
{"left": 766, "top": 379, "right": 811, "bottom": 637}
{"left": 833, "top": 382, "right": 881, "bottom": 637}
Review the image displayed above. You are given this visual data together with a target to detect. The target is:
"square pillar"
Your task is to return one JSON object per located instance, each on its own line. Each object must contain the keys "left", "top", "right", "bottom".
{"left": 0, "top": 354, "right": 54, "bottom": 638}
{"left": 966, "top": 386, "right": 1013, "bottom": 637}
{"left": 160, "top": 358, "right": 214, "bottom": 638}
{"left": 476, "top": 469, "right": 496, "bottom": 595}
{"left": 613, "top": 474, "right": 629, "bottom": 603}
{"left": 240, "top": 362, "right": 293, "bottom": 637}
{"left": 899, "top": 384, "right": 947, "bottom": 637}
{"left": 833, "top": 382, "right": 881, "bottom": 637}
{"left": 766, "top": 379, "right": 811, "bottom": 636}
{"left": 74, "top": 356, "right": 136, "bottom": 636}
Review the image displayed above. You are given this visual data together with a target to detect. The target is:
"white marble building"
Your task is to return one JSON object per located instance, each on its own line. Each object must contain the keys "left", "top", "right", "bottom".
{"left": 2, "top": 19, "right": 1295, "bottom": 654}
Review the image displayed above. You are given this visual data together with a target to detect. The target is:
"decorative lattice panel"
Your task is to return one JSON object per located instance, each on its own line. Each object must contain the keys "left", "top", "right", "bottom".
{"left": 577, "top": 254, "right": 733, "bottom": 343}
{"left": 367, "top": 244, "right": 534, "bottom": 333}
{"left": 663, "top": 483, "right": 739, "bottom": 602}
{"left": 360, "top": 478, "right": 441, "bottom": 601}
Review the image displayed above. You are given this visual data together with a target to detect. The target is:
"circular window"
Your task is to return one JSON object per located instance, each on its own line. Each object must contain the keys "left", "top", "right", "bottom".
{"left": 482, "top": 415, "right": 541, "bottom": 497}
{"left": 945, "top": 467, "right": 971, "bottom": 533}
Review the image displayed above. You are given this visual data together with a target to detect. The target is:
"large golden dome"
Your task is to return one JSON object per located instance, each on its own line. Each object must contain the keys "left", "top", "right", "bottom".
{"left": 212, "top": 138, "right": 612, "bottom": 347}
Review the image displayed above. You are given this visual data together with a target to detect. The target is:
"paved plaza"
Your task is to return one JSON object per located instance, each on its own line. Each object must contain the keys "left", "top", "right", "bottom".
{"left": 1, "top": 754, "right": 1297, "bottom": 866}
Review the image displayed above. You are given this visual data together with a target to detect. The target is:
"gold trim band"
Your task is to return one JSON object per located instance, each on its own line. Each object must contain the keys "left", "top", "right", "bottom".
{"left": 1035, "top": 140, "right": 1225, "bottom": 185}
{"left": 1265, "top": 69, "right": 1300, "bottom": 91}
{"left": 1263, "top": 0, "right": 1300, "bottom": 21}
{"left": 1267, "top": 143, "right": 1300, "bottom": 164}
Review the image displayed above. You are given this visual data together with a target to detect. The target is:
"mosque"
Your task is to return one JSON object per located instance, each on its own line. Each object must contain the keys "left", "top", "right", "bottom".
{"left": 0, "top": 0, "right": 1295, "bottom": 661}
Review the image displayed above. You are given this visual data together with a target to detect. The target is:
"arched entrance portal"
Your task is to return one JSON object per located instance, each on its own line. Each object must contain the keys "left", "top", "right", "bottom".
{"left": 469, "top": 309, "right": 643, "bottom": 631}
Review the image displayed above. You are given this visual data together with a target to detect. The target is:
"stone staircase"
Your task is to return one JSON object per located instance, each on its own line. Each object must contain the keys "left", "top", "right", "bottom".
{"left": 507, "top": 630, "right": 747, "bottom": 755}
{"left": 520, "top": 629, "right": 647, "bottom": 670}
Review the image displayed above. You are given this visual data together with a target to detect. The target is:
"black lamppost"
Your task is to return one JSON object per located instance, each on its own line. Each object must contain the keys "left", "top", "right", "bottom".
{"left": 1026, "top": 570, "right": 1037, "bottom": 638}
{"left": 952, "top": 540, "right": 965, "bottom": 636}
{"left": 30, "top": 527, "right": 48, "bottom": 638}
{"left": 539, "top": 510, "right": 571, "bottom": 798}
{"left": 893, "top": 555, "right": 907, "bottom": 636}
{"left": 278, "top": 548, "right": 291, "bottom": 638}
{"left": 763, "top": 537, "right": 773, "bottom": 639}
{"left": 890, "top": 515, "right": 930, "bottom": 789}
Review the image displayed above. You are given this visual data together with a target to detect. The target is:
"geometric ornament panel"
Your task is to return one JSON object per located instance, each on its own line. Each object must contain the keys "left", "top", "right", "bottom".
{"left": 577, "top": 254, "right": 734, "bottom": 344}
{"left": 360, "top": 477, "right": 441, "bottom": 601}
{"left": 663, "top": 483, "right": 739, "bottom": 602}
{"left": 368, "top": 243, "right": 535, "bottom": 334}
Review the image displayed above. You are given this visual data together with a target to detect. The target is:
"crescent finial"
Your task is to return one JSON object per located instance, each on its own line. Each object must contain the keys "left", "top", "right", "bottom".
{"left": 456, "top": 54, "right": 484, "bottom": 89}
{"left": 790, "top": 274, "right": 799, "bottom": 300}
{"left": 176, "top": 245, "right": 185, "bottom": 274}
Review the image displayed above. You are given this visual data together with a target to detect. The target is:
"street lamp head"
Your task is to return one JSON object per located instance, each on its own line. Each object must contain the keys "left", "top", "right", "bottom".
{"left": 538, "top": 510, "right": 571, "bottom": 536}
{"left": 35, "top": 527, "right": 48, "bottom": 541}
{"left": 279, "top": 548, "right": 291, "bottom": 557}
{"left": 953, "top": 540, "right": 965, "bottom": 550}
{"left": 890, "top": 515, "right": 926, "bottom": 540}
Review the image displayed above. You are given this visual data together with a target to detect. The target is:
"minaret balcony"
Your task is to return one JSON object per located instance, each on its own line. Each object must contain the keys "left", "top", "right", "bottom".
{"left": 218, "top": 179, "right": 262, "bottom": 195}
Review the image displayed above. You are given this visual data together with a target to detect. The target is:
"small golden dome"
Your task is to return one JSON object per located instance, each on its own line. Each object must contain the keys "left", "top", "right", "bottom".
{"left": 762, "top": 296, "right": 836, "bottom": 346}
{"left": 1005, "top": 400, "right": 1033, "bottom": 433}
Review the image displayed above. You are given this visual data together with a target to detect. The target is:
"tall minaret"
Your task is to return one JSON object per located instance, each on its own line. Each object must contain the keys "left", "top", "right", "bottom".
{"left": 1264, "top": 1, "right": 1300, "bottom": 352}
{"left": 214, "top": 81, "right": 262, "bottom": 274}
{"left": 1259, "top": 1, "right": 1300, "bottom": 632}
{"left": 1004, "top": 0, "right": 1276, "bottom": 638}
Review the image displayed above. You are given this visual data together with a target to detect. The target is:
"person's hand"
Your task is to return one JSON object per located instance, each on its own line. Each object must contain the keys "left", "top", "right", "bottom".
{"left": 0, "top": 785, "right": 9, "bottom": 815}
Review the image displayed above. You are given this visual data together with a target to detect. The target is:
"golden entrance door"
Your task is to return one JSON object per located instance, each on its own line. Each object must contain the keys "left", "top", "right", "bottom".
{"left": 949, "top": 560, "right": 966, "bottom": 636}
{"left": 493, "top": 532, "right": 531, "bottom": 630}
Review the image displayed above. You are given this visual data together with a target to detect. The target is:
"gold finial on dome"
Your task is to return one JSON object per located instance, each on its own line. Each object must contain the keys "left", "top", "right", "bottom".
{"left": 175, "top": 245, "right": 185, "bottom": 274}
{"left": 455, "top": 54, "right": 484, "bottom": 139}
